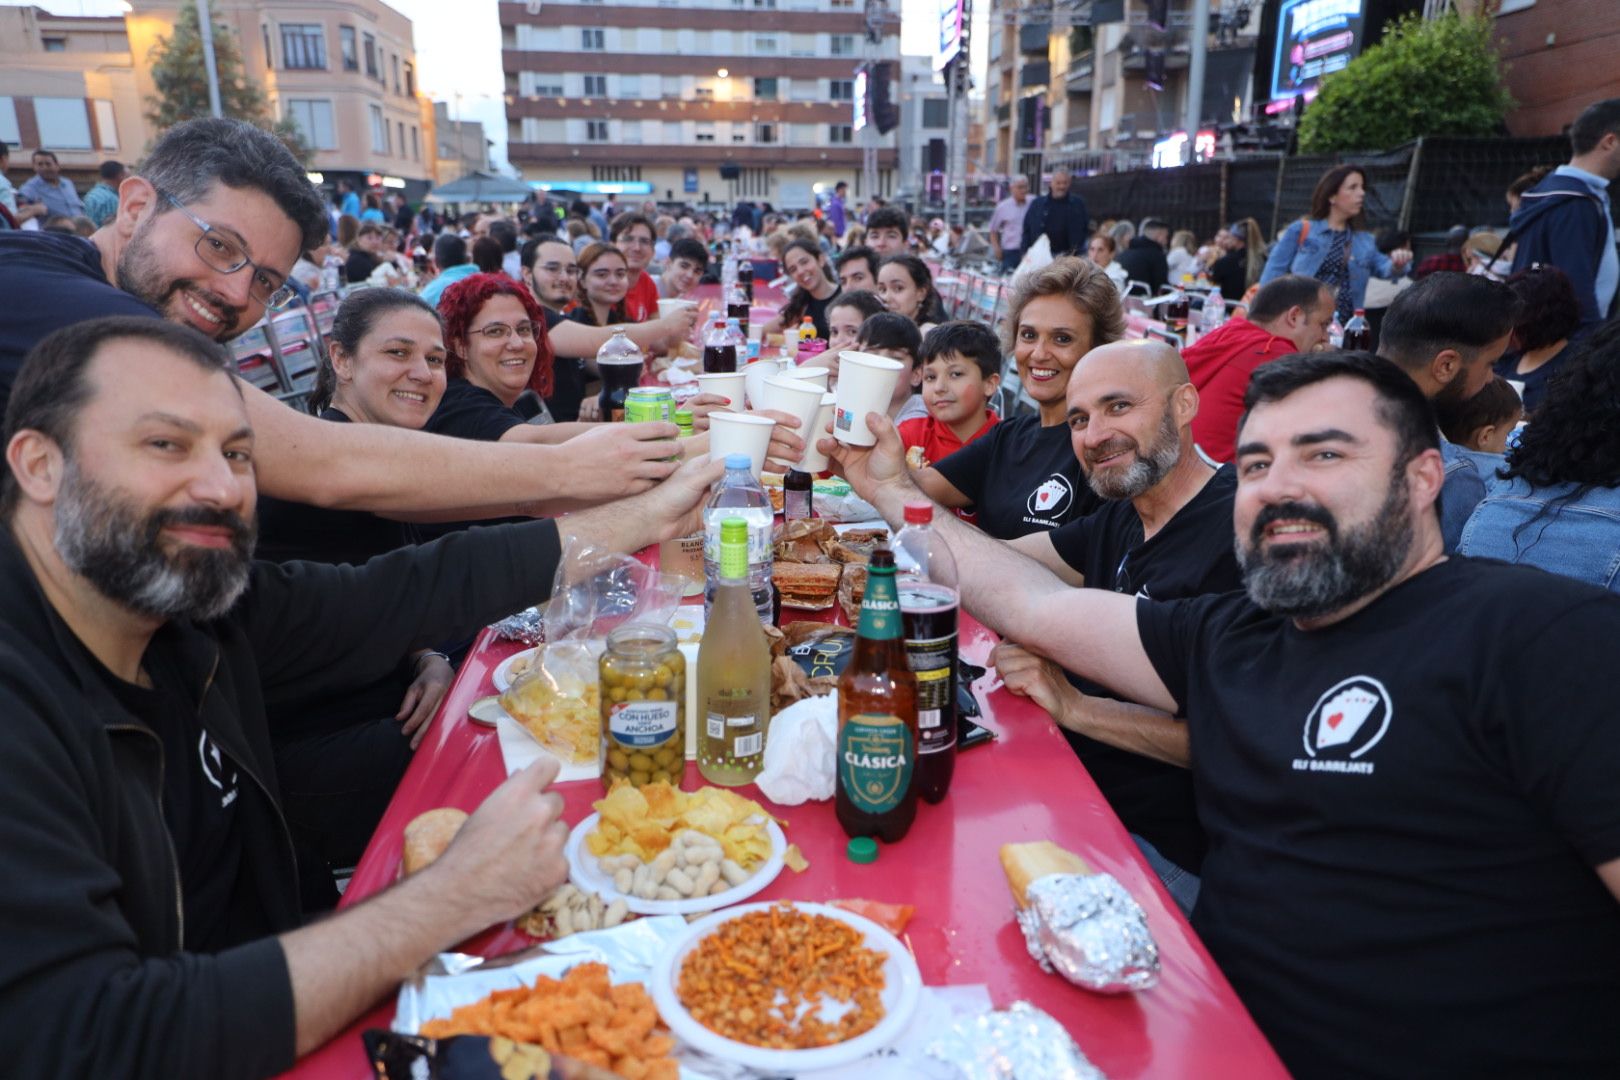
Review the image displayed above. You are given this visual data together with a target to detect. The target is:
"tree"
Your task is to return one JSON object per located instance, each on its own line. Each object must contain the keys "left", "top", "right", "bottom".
{"left": 1297, "top": 13, "right": 1512, "bottom": 154}
{"left": 144, "top": 1, "right": 311, "bottom": 165}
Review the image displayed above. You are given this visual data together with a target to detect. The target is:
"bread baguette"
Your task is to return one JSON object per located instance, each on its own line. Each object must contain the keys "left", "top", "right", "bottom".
{"left": 1000, "top": 841, "right": 1090, "bottom": 908}
{"left": 402, "top": 807, "right": 469, "bottom": 876}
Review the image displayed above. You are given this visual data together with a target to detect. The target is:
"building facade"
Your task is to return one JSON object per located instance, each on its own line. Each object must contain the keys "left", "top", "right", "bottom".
{"left": 1490, "top": 0, "right": 1620, "bottom": 137}
{"left": 434, "top": 101, "right": 493, "bottom": 184}
{"left": 499, "top": 0, "right": 901, "bottom": 211}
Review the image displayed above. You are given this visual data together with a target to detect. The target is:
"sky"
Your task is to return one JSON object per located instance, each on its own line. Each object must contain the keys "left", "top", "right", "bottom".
{"left": 10, "top": 0, "right": 989, "bottom": 174}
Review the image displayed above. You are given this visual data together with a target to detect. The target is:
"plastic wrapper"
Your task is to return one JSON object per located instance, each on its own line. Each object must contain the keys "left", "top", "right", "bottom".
{"left": 923, "top": 1002, "right": 1106, "bottom": 1080}
{"left": 490, "top": 606, "right": 546, "bottom": 646}
{"left": 1015, "top": 873, "right": 1160, "bottom": 993}
{"left": 756, "top": 690, "right": 839, "bottom": 804}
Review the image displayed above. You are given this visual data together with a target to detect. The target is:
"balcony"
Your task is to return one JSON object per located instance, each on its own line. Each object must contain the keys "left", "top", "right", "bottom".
{"left": 1019, "top": 60, "right": 1050, "bottom": 88}
{"left": 1065, "top": 49, "right": 1094, "bottom": 92}
{"left": 996, "top": 101, "right": 1011, "bottom": 123}
{"left": 1019, "top": 22, "right": 1050, "bottom": 54}
{"left": 1062, "top": 125, "right": 1091, "bottom": 149}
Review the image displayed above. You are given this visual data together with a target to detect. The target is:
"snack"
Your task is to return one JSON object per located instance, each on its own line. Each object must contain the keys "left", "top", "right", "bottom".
{"left": 905, "top": 445, "right": 928, "bottom": 470}
{"left": 768, "top": 485, "right": 785, "bottom": 514}
{"left": 774, "top": 562, "right": 843, "bottom": 611}
{"left": 822, "top": 528, "right": 889, "bottom": 565}
{"left": 837, "top": 564, "right": 868, "bottom": 625}
{"left": 676, "top": 902, "right": 888, "bottom": 1049}
{"left": 420, "top": 962, "right": 678, "bottom": 1080}
{"left": 596, "top": 829, "right": 747, "bottom": 901}
{"left": 499, "top": 647, "right": 602, "bottom": 765}
{"left": 773, "top": 518, "right": 835, "bottom": 563}
{"left": 517, "top": 883, "right": 631, "bottom": 939}
{"left": 1000, "top": 840, "right": 1091, "bottom": 908}
{"left": 402, "top": 807, "right": 468, "bottom": 876}
{"left": 586, "top": 782, "right": 775, "bottom": 870}
{"left": 829, "top": 899, "right": 914, "bottom": 935}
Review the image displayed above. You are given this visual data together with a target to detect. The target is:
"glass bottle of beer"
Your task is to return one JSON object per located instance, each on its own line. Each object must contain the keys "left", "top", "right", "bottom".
{"left": 697, "top": 517, "right": 773, "bottom": 785}
{"left": 837, "top": 549, "right": 920, "bottom": 842}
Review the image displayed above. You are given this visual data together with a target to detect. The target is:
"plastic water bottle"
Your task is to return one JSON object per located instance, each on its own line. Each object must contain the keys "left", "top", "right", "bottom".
{"left": 1200, "top": 287, "right": 1225, "bottom": 335}
{"left": 320, "top": 253, "right": 343, "bottom": 293}
{"left": 703, "top": 453, "right": 774, "bottom": 623}
{"left": 892, "top": 502, "right": 960, "bottom": 804}
{"left": 1328, "top": 314, "right": 1345, "bottom": 349}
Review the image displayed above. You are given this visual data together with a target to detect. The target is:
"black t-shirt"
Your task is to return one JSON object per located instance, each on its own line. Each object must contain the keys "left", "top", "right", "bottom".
{"left": 1136, "top": 558, "right": 1620, "bottom": 1077}
{"left": 1209, "top": 249, "right": 1248, "bottom": 300}
{"left": 932, "top": 413, "right": 1100, "bottom": 540}
{"left": 96, "top": 650, "right": 247, "bottom": 954}
{"left": 802, "top": 290, "right": 837, "bottom": 341}
{"left": 344, "top": 248, "right": 381, "bottom": 284}
{"left": 546, "top": 307, "right": 589, "bottom": 422}
{"left": 1045, "top": 465, "right": 1241, "bottom": 871}
{"left": 425, "top": 378, "right": 527, "bottom": 442}
{"left": 0, "top": 230, "right": 160, "bottom": 416}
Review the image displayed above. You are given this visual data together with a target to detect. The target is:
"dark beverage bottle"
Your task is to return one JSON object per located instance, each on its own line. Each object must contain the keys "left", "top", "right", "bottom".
{"left": 726, "top": 285, "right": 750, "bottom": 340}
{"left": 837, "top": 550, "right": 919, "bottom": 843}
{"left": 595, "top": 329, "right": 644, "bottom": 422}
{"left": 1164, "top": 283, "right": 1190, "bottom": 334}
{"left": 783, "top": 469, "right": 813, "bottom": 521}
{"left": 738, "top": 258, "right": 755, "bottom": 303}
{"left": 894, "top": 502, "right": 958, "bottom": 803}
{"left": 1342, "top": 308, "right": 1372, "bottom": 351}
{"left": 702, "top": 319, "right": 737, "bottom": 374}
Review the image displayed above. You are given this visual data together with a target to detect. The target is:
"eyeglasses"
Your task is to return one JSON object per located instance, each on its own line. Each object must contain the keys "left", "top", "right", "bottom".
{"left": 538, "top": 263, "right": 580, "bottom": 277}
{"left": 161, "top": 192, "right": 294, "bottom": 310}
{"left": 468, "top": 321, "right": 536, "bottom": 342}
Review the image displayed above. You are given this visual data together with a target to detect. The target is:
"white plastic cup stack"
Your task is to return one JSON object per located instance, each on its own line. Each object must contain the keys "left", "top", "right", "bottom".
{"left": 832, "top": 351, "right": 906, "bottom": 447}
{"left": 757, "top": 376, "right": 827, "bottom": 472}
{"left": 707, "top": 413, "right": 777, "bottom": 480}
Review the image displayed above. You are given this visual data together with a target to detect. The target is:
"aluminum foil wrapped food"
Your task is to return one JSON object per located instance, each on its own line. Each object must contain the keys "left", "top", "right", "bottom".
{"left": 1016, "top": 872, "right": 1159, "bottom": 993}
{"left": 490, "top": 606, "right": 545, "bottom": 646}
{"left": 924, "top": 1001, "right": 1106, "bottom": 1080}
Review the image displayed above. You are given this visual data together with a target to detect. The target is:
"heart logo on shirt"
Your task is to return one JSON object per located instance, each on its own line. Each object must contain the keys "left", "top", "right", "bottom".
{"left": 1301, "top": 677, "right": 1393, "bottom": 761}
{"left": 1025, "top": 474, "right": 1074, "bottom": 521}
{"left": 1326, "top": 712, "right": 1343, "bottom": 729}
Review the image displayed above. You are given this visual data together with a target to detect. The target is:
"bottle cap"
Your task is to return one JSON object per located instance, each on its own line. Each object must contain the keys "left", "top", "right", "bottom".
{"left": 903, "top": 501, "right": 933, "bottom": 525}
{"left": 720, "top": 517, "right": 748, "bottom": 545}
{"left": 724, "top": 452, "right": 751, "bottom": 470}
{"left": 674, "top": 408, "right": 693, "bottom": 424}
{"left": 846, "top": 837, "right": 879, "bottom": 864}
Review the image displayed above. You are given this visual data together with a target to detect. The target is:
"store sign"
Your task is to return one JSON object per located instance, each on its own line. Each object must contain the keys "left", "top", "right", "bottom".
{"left": 935, "top": 0, "right": 966, "bottom": 72}
{"left": 684, "top": 168, "right": 699, "bottom": 194}
{"left": 1270, "top": 0, "right": 1366, "bottom": 102}
{"left": 529, "top": 180, "right": 656, "bottom": 196}
{"left": 853, "top": 67, "right": 869, "bottom": 132}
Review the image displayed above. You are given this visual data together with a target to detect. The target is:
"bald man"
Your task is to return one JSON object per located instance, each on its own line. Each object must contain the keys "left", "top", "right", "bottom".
{"left": 996, "top": 340, "right": 1243, "bottom": 910}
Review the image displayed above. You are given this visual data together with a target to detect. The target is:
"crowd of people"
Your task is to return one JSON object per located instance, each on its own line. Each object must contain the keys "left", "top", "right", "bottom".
{"left": 0, "top": 94, "right": 1617, "bottom": 1079}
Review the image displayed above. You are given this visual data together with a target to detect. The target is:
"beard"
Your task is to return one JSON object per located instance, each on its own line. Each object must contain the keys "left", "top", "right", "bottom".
{"left": 115, "top": 223, "right": 244, "bottom": 342}
{"left": 1236, "top": 470, "right": 1414, "bottom": 619}
{"left": 53, "top": 459, "right": 256, "bottom": 623}
{"left": 1084, "top": 408, "right": 1182, "bottom": 500}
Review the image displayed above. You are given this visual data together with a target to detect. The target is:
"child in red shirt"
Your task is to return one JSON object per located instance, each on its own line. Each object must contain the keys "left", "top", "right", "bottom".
{"left": 898, "top": 320, "right": 1002, "bottom": 471}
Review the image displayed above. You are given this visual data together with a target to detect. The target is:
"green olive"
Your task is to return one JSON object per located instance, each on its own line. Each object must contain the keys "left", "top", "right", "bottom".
{"left": 629, "top": 769, "right": 651, "bottom": 785}
{"left": 607, "top": 748, "right": 630, "bottom": 770}
{"left": 628, "top": 752, "right": 655, "bottom": 771}
{"left": 651, "top": 769, "right": 673, "bottom": 784}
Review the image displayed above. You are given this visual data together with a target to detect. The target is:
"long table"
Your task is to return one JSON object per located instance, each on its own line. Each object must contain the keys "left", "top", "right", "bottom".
{"left": 282, "top": 607, "right": 1285, "bottom": 1079}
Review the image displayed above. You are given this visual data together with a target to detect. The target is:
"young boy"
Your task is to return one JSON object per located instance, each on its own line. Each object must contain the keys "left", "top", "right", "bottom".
{"left": 898, "top": 321, "right": 1002, "bottom": 470}
{"left": 1437, "top": 374, "right": 1524, "bottom": 456}
{"left": 853, "top": 312, "right": 926, "bottom": 422}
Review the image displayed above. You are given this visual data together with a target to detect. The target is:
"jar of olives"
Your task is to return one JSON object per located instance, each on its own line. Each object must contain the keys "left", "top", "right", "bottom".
{"left": 599, "top": 623, "right": 686, "bottom": 790}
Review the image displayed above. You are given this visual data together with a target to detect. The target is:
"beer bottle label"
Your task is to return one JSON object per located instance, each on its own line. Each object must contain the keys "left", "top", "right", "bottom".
{"left": 858, "top": 567, "right": 903, "bottom": 641}
{"left": 906, "top": 633, "right": 957, "bottom": 752}
{"left": 609, "top": 700, "right": 678, "bottom": 748}
{"left": 839, "top": 713, "right": 914, "bottom": 814}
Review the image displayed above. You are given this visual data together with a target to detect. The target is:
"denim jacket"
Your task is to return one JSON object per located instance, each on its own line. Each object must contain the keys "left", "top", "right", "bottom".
{"left": 1260, "top": 218, "right": 1405, "bottom": 311}
{"left": 1458, "top": 476, "right": 1620, "bottom": 593}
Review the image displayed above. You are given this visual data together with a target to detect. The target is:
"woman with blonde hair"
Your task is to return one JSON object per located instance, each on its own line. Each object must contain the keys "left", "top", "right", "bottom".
{"left": 1167, "top": 229, "right": 1200, "bottom": 282}
{"left": 896, "top": 256, "right": 1121, "bottom": 540}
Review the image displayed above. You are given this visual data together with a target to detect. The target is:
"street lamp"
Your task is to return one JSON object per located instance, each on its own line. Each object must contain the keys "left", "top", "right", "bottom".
{"left": 717, "top": 68, "right": 729, "bottom": 79}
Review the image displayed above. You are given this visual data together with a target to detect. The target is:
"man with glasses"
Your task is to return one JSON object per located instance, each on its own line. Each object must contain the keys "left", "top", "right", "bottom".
{"left": 608, "top": 213, "right": 660, "bottom": 321}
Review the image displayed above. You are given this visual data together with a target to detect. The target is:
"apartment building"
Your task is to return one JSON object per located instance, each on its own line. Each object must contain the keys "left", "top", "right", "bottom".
{"left": 500, "top": 0, "right": 901, "bottom": 210}
{"left": 0, "top": 1, "right": 434, "bottom": 202}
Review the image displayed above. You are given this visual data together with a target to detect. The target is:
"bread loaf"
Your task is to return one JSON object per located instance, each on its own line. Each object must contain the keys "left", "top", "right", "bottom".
{"left": 1000, "top": 840, "right": 1090, "bottom": 908}
{"left": 402, "top": 807, "right": 469, "bottom": 876}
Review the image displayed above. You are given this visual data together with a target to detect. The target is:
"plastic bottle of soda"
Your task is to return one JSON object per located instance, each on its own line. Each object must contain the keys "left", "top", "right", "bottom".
{"left": 893, "top": 502, "right": 959, "bottom": 803}
{"left": 1342, "top": 309, "right": 1372, "bottom": 351}
{"left": 837, "top": 549, "right": 920, "bottom": 842}
{"left": 702, "top": 318, "right": 737, "bottom": 374}
{"left": 726, "top": 284, "right": 751, "bottom": 340}
{"left": 596, "top": 329, "right": 644, "bottom": 421}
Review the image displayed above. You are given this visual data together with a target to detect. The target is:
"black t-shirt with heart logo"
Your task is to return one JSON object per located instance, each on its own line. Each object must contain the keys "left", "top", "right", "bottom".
{"left": 1135, "top": 557, "right": 1620, "bottom": 1078}
{"left": 931, "top": 413, "right": 1100, "bottom": 540}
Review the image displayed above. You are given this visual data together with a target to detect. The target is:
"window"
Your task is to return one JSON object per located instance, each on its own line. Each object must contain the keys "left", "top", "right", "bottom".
{"left": 584, "top": 74, "right": 607, "bottom": 97}
{"left": 397, "top": 121, "right": 406, "bottom": 154}
{"left": 42, "top": 37, "right": 66, "bottom": 52}
{"left": 0, "top": 98, "right": 19, "bottom": 145}
{"left": 830, "top": 34, "right": 855, "bottom": 57}
{"left": 753, "top": 34, "right": 778, "bottom": 54}
{"left": 830, "top": 78, "right": 854, "bottom": 101}
{"left": 370, "top": 104, "right": 389, "bottom": 152}
{"left": 923, "top": 98, "right": 950, "bottom": 128}
{"left": 694, "top": 86, "right": 714, "bottom": 100}
{"left": 755, "top": 122, "right": 777, "bottom": 144}
{"left": 790, "top": 32, "right": 816, "bottom": 57}
{"left": 404, "top": 60, "right": 415, "bottom": 97}
{"left": 340, "top": 26, "right": 358, "bottom": 71}
{"left": 582, "top": 28, "right": 605, "bottom": 50}
{"left": 410, "top": 125, "right": 419, "bottom": 160}
{"left": 622, "top": 120, "right": 642, "bottom": 144}
{"left": 695, "top": 122, "right": 716, "bottom": 143}
{"left": 286, "top": 98, "right": 337, "bottom": 149}
{"left": 392, "top": 55, "right": 401, "bottom": 93}
{"left": 620, "top": 74, "right": 641, "bottom": 97}
{"left": 586, "top": 120, "right": 610, "bottom": 141}
{"left": 829, "top": 124, "right": 853, "bottom": 144}
{"left": 280, "top": 23, "right": 326, "bottom": 70}
{"left": 93, "top": 100, "right": 118, "bottom": 151}
{"left": 753, "top": 77, "right": 779, "bottom": 100}
{"left": 591, "top": 166, "right": 642, "bottom": 182}
{"left": 664, "top": 120, "right": 683, "bottom": 142}
{"left": 661, "top": 74, "right": 681, "bottom": 96}
{"left": 363, "top": 33, "right": 378, "bottom": 77}
{"left": 263, "top": 24, "right": 273, "bottom": 66}
{"left": 732, "top": 128, "right": 747, "bottom": 143}
{"left": 737, "top": 167, "right": 771, "bottom": 197}
{"left": 790, "top": 122, "right": 815, "bottom": 145}
{"left": 33, "top": 98, "right": 92, "bottom": 150}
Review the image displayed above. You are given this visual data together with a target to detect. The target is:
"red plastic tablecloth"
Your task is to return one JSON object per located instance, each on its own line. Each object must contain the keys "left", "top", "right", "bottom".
{"left": 281, "top": 602, "right": 1283, "bottom": 1079}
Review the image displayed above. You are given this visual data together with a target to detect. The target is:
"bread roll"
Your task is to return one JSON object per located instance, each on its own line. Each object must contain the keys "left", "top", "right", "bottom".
{"left": 1000, "top": 840, "right": 1090, "bottom": 908}
{"left": 402, "top": 807, "right": 469, "bottom": 876}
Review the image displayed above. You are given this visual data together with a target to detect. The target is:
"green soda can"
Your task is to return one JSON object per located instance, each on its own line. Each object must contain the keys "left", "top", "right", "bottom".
{"left": 625, "top": 387, "right": 674, "bottom": 424}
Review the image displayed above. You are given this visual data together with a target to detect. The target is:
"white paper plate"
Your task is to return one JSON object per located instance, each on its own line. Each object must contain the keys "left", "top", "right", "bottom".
{"left": 565, "top": 812, "right": 785, "bottom": 916}
{"left": 492, "top": 647, "right": 541, "bottom": 693}
{"left": 650, "top": 901, "right": 923, "bottom": 1073}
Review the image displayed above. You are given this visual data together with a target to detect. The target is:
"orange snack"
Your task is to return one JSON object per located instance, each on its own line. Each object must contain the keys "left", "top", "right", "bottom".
{"left": 828, "top": 899, "right": 915, "bottom": 935}
{"left": 676, "top": 902, "right": 887, "bottom": 1049}
{"left": 420, "top": 962, "right": 677, "bottom": 1080}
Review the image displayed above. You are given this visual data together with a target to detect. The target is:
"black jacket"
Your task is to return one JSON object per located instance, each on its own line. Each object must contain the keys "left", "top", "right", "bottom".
{"left": 0, "top": 519, "right": 563, "bottom": 1079}
{"left": 1020, "top": 192, "right": 1091, "bottom": 257}
{"left": 1508, "top": 171, "right": 1616, "bottom": 328}
{"left": 1115, "top": 237, "right": 1170, "bottom": 294}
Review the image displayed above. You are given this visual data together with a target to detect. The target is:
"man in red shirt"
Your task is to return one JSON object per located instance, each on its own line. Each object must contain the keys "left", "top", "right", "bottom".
{"left": 609, "top": 213, "right": 660, "bottom": 322}
{"left": 1184, "top": 275, "right": 1334, "bottom": 461}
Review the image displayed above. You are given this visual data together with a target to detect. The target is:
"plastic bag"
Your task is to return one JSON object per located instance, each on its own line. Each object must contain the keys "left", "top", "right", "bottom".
{"left": 1012, "top": 234, "right": 1052, "bottom": 288}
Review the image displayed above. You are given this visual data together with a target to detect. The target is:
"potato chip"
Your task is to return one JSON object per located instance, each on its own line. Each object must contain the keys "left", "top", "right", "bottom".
{"left": 499, "top": 647, "right": 601, "bottom": 765}
{"left": 784, "top": 844, "right": 809, "bottom": 873}
{"left": 585, "top": 781, "right": 780, "bottom": 869}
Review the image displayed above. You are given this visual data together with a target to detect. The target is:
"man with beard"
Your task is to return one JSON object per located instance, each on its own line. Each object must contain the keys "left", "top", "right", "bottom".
{"left": 0, "top": 117, "right": 699, "bottom": 519}
{"left": 0, "top": 316, "right": 724, "bottom": 1079}
{"left": 1376, "top": 271, "right": 1519, "bottom": 549}
{"left": 822, "top": 351, "right": 1620, "bottom": 1078}
{"left": 992, "top": 339, "right": 1241, "bottom": 910}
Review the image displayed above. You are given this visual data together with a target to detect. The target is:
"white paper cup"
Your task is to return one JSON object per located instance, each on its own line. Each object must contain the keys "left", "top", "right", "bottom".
{"left": 758, "top": 376, "right": 827, "bottom": 471}
{"left": 707, "top": 412, "right": 777, "bottom": 480}
{"left": 657, "top": 298, "right": 697, "bottom": 319}
{"left": 799, "top": 392, "right": 838, "bottom": 473}
{"left": 694, "top": 371, "right": 748, "bottom": 409}
{"left": 782, "top": 366, "right": 831, "bottom": 391}
{"left": 833, "top": 351, "right": 906, "bottom": 446}
{"left": 742, "top": 357, "right": 783, "bottom": 410}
